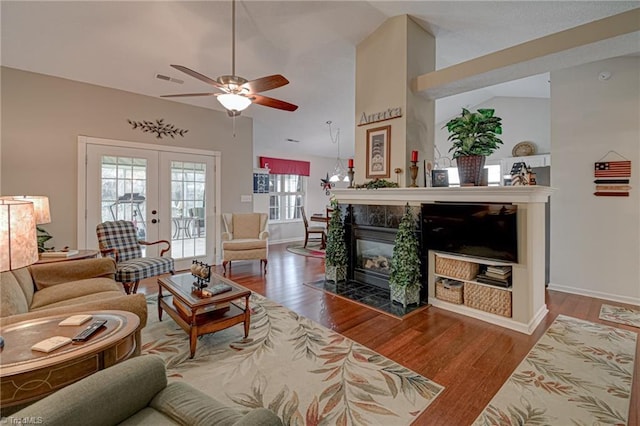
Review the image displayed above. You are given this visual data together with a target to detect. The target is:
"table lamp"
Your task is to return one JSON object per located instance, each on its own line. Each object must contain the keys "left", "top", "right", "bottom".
{"left": 1, "top": 199, "right": 38, "bottom": 271}
{"left": 0, "top": 195, "right": 51, "bottom": 252}
{"left": 0, "top": 200, "right": 38, "bottom": 348}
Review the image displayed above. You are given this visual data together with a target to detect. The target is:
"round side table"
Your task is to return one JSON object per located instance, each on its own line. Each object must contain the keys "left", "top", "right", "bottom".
{"left": 34, "top": 249, "right": 99, "bottom": 264}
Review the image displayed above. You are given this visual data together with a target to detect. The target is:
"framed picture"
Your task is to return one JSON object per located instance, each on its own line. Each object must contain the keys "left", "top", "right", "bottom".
{"left": 366, "top": 125, "right": 391, "bottom": 178}
{"left": 432, "top": 169, "right": 449, "bottom": 187}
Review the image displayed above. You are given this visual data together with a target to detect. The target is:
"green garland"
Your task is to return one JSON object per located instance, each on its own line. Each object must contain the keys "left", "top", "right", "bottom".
{"left": 355, "top": 179, "right": 399, "bottom": 189}
{"left": 389, "top": 204, "right": 421, "bottom": 288}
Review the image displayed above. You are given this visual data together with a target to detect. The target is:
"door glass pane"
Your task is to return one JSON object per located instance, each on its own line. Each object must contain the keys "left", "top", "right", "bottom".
{"left": 171, "top": 161, "right": 206, "bottom": 259}
{"left": 100, "top": 156, "right": 147, "bottom": 240}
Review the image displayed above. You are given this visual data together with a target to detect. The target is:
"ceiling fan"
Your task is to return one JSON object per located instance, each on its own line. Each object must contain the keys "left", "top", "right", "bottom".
{"left": 161, "top": 0, "right": 298, "bottom": 117}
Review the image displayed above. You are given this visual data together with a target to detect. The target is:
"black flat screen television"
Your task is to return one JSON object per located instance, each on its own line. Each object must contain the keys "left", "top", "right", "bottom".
{"left": 422, "top": 203, "right": 518, "bottom": 263}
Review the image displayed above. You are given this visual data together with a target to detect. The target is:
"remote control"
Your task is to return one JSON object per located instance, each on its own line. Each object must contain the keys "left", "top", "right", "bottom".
{"left": 72, "top": 319, "right": 107, "bottom": 342}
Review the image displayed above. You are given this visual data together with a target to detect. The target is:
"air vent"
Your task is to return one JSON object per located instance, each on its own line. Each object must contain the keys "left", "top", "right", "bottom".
{"left": 155, "top": 73, "right": 184, "bottom": 84}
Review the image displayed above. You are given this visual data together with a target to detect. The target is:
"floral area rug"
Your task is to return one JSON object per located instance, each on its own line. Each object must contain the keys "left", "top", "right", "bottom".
{"left": 142, "top": 293, "right": 444, "bottom": 425}
{"left": 286, "top": 244, "right": 325, "bottom": 259}
{"left": 599, "top": 304, "right": 640, "bottom": 328}
{"left": 473, "top": 315, "right": 637, "bottom": 426}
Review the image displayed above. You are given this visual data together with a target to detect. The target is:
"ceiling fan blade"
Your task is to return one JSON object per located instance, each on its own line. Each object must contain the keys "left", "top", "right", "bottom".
{"left": 160, "top": 93, "right": 217, "bottom": 98}
{"left": 170, "top": 65, "right": 224, "bottom": 89}
{"left": 251, "top": 94, "right": 298, "bottom": 112}
{"left": 242, "top": 75, "right": 289, "bottom": 94}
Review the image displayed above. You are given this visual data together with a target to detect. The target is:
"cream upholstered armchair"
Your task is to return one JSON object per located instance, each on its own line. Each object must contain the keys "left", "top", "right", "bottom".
{"left": 221, "top": 213, "right": 268, "bottom": 275}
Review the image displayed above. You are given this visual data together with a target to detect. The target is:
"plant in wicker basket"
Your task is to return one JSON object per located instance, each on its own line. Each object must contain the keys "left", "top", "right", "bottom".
{"left": 325, "top": 199, "right": 348, "bottom": 283}
{"left": 444, "top": 108, "right": 503, "bottom": 186}
{"left": 389, "top": 204, "right": 421, "bottom": 307}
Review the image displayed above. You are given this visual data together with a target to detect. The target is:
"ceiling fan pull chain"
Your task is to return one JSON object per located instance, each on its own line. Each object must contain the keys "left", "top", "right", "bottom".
{"left": 232, "top": 114, "right": 237, "bottom": 138}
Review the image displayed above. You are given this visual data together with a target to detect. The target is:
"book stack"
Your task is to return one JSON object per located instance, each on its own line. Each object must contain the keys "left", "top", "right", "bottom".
{"left": 40, "top": 249, "right": 79, "bottom": 258}
{"left": 476, "top": 265, "right": 512, "bottom": 288}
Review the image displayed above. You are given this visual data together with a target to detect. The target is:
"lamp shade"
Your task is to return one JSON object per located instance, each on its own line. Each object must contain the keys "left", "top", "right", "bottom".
{"left": 0, "top": 195, "right": 50, "bottom": 224}
{"left": 0, "top": 200, "right": 38, "bottom": 271}
{"left": 217, "top": 93, "right": 252, "bottom": 112}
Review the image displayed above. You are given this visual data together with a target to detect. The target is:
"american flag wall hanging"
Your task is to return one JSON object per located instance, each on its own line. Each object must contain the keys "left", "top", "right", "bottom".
{"left": 593, "top": 151, "right": 631, "bottom": 197}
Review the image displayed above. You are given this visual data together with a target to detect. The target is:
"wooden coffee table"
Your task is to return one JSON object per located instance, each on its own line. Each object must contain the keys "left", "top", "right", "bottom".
{"left": 0, "top": 310, "right": 139, "bottom": 412}
{"left": 157, "top": 273, "right": 251, "bottom": 358}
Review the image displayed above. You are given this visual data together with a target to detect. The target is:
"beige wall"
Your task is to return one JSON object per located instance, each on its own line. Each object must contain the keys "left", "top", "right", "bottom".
{"left": 356, "top": 15, "right": 435, "bottom": 187}
{"left": 355, "top": 16, "right": 407, "bottom": 185}
{"left": 435, "top": 97, "right": 551, "bottom": 165}
{"left": 1, "top": 67, "right": 253, "bottom": 250}
{"left": 405, "top": 17, "right": 435, "bottom": 186}
{"left": 550, "top": 56, "right": 639, "bottom": 304}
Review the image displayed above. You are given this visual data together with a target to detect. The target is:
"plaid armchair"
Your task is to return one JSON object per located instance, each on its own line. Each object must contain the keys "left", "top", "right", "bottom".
{"left": 96, "top": 220, "right": 174, "bottom": 294}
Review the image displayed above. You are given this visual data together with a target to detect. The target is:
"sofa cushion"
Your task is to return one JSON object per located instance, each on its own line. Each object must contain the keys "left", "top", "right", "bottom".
{"left": 151, "top": 382, "right": 245, "bottom": 426}
{"left": 30, "top": 257, "right": 116, "bottom": 290}
{"left": 118, "top": 407, "right": 180, "bottom": 425}
{"left": 222, "top": 239, "right": 267, "bottom": 251}
{"left": 0, "top": 272, "right": 30, "bottom": 317}
{"left": 232, "top": 214, "right": 260, "bottom": 240}
{"left": 30, "top": 278, "right": 123, "bottom": 310}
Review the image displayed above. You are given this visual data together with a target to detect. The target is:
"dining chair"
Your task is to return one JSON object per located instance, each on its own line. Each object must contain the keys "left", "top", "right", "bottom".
{"left": 300, "top": 206, "right": 326, "bottom": 248}
{"left": 96, "top": 220, "right": 174, "bottom": 294}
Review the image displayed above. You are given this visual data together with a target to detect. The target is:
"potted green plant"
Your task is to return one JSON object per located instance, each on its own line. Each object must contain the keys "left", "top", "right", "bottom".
{"left": 325, "top": 199, "right": 348, "bottom": 283}
{"left": 389, "top": 204, "right": 421, "bottom": 307}
{"left": 444, "top": 108, "right": 503, "bottom": 186}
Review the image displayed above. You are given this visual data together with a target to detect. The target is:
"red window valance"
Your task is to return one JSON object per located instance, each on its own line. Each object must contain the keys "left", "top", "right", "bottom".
{"left": 259, "top": 157, "right": 310, "bottom": 176}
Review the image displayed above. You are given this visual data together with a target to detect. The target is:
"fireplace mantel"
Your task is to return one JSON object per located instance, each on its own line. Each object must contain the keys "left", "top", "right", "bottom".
{"left": 332, "top": 186, "right": 553, "bottom": 335}
{"left": 331, "top": 186, "right": 553, "bottom": 205}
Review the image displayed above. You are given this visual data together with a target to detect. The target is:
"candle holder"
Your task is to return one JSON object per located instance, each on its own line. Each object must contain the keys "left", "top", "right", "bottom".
{"left": 409, "top": 161, "right": 419, "bottom": 187}
{"left": 347, "top": 166, "right": 355, "bottom": 188}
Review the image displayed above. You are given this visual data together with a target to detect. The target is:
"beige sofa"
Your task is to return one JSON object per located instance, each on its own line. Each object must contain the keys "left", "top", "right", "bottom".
{"left": 0, "top": 258, "right": 147, "bottom": 353}
{"left": 221, "top": 213, "right": 269, "bottom": 275}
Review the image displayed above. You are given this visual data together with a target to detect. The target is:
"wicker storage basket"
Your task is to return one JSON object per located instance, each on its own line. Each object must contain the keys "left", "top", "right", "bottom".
{"left": 463, "top": 282, "right": 512, "bottom": 317}
{"left": 435, "top": 280, "right": 464, "bottom": 304}
{"left": 435, "top": 255, "right": 479, "bottom": 281}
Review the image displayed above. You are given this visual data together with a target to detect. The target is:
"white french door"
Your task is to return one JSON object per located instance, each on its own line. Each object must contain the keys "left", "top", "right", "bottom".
{"left": 79, "top": 137, "right": 220, "bottom": 271}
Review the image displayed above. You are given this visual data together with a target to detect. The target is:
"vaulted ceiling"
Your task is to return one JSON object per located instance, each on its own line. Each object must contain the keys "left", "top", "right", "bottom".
{"left": 2, "top": 1, "right": 638, "bottom": 158}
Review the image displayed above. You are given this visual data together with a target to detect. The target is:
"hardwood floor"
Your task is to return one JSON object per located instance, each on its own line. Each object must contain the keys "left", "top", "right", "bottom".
{"left": 138, "top": 243, "right": 639, "bottom": 425}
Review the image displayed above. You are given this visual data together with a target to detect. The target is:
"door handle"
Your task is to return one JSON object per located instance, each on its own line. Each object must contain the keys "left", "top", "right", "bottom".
{"left": 151, "top": 219, "right": 158, "bottom": 224}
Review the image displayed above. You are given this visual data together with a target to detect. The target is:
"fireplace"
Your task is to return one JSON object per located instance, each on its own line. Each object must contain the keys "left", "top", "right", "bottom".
{"left": 353, "top": 227, "right": 396, "bottom": 290}
{"left": 343, "top": 203, "right": 427, "bottom": 302}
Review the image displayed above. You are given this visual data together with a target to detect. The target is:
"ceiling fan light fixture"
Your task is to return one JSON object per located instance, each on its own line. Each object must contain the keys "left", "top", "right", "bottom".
{"left": 217, "top": 93, "right": 252, "bottom": 112}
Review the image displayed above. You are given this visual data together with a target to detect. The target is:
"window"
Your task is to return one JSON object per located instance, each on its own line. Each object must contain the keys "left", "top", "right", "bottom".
{"left": 269, "top": 174, "right": 305, "bottom": 221}
{"left": 445, "top": 164, "right": 502, "bottom": 187}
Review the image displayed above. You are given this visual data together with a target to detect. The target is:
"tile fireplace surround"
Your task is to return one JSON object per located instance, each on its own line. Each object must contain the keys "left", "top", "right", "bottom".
{"left": 331, "top": 186, "right": 553, "bottom": 334}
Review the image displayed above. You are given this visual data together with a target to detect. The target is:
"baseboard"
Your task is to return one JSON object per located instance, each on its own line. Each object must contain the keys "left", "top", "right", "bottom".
{"left": 269, "top": 237, "right": 303, "bottom": 246}
{"left": 429, "top": 299, "right": 544, "bottom": 335}
{"left": 548, "top": 283, "right": 640, "bottom": 307}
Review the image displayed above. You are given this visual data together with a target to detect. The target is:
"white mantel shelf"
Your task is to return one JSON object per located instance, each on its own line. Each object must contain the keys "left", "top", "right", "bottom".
{"left": 331, "top": 186, "right": 553, "bottom": 204}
